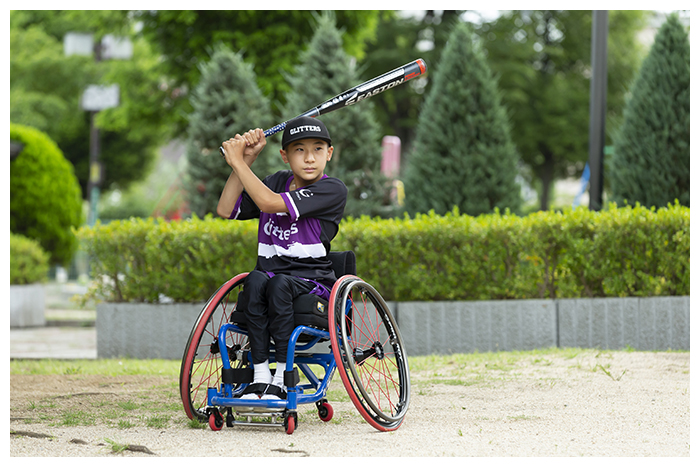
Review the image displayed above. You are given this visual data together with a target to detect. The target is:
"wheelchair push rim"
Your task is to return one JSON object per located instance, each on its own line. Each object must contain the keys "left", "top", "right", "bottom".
{"left": 329, "top": 275, "right": 411, "bottom": 431}
{"left": 180, "top": 273, "right": 250, "bottom": 422}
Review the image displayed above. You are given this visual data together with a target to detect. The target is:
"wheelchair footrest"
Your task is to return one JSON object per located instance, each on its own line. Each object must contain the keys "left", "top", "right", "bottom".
{"left": 230, "top": 412, "right": 287, "bottom": 427}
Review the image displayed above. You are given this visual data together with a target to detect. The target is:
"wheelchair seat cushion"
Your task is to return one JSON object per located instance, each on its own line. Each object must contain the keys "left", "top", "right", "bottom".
{"left": 290, "top": 293, "right": 329, "bottom": 329}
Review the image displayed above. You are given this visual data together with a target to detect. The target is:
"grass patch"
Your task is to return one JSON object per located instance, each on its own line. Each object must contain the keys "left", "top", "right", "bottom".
{"left": 11, "top": 360, "right": 183, "bottom": 429}
{"left": 407, "top": 347, "right": 585, "bottom": 388}
{"left": 593, "top": 363, "right": 627, "bottom": 381}
{"left": 104, "top": 438, "right": 129, "bottom": 454}
{"left": 187, "top": 418, "right": 207, "bottom": 429}
{"left": 408, "top": 347, "right": 582, "bottom": 374}
{"left": 145, "top": 415, "right": 171, "bottom": 428}
{"left": 12, "top": 347, "right": 671, "bottom": 378}
{"left": 10, "top": 359, "right": 180, "bottom": 376}
{"left": 117, "top": 420, "right": 136, "bottom": 429}
{"left": 117, "top": 401, "right": 139, "bottom": 411}
{"left": 61, "top": 410, "right": 95, "bottom": 426}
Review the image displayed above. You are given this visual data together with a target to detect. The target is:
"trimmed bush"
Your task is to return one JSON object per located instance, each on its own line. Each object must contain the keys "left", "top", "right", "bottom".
{"left": 77, "top": 203, "right": 689, "bottom": 303}
{"left": 10, "top": 233, "right": 50, "bottom": 285}
{"left": 10, "top": 122, "right": 83, "bottom": 264}
{"left": 77, "top": 216, "right": 258, "bottom": 303}
{"left": 338, "top": 203, "right": 688, "bottom": 301}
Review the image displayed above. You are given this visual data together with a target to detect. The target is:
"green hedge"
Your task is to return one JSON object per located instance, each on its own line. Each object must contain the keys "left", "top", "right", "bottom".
{"left": 76, "top": 203, "right": 689, "bottom": 303}
{"left": 77, "top": 216, "right": 258, "bottom": 303}
{"left": 336, "top": 203, "right": 689, "bottom": 301}
{"left": 10, "top": 233, "right": 50, "bottom": 285}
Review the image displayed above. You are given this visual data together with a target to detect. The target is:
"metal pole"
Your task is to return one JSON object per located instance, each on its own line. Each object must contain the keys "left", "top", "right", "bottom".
{"left": 588, "top": 10, "right": 608, "bottom": 211}
{"left": 87, "top": 39, "right": 103, "bottom": 226}
{"left": 87, "top": 111, "right": 101, "bottom": 226}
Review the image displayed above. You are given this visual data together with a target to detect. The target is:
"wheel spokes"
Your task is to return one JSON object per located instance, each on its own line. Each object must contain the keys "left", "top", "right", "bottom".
{"left": 339, "top": 280, "right": 409, "bottom": 424}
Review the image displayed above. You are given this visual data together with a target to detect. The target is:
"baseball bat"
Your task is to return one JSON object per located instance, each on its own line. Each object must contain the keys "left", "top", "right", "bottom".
{"left": 220, "top": 58, "right": 427, "bottom": 157}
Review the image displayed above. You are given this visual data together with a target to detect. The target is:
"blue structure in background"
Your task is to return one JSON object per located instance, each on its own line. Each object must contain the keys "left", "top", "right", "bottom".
{"left": 573, "top": 163, "right": 590, "bottom": 208}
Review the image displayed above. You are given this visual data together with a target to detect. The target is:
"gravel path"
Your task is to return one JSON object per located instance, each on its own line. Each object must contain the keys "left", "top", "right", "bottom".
{"left": 10, "top": 350, "right": 690, "bottom": 457}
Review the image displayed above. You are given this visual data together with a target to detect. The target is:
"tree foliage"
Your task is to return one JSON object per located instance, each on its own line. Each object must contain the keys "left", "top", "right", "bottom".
{"left": 281, "top": 13, "right": 394, "bottom": 218}
{"left": 184, "top": 46, "right": 274, "bottom": 218}
{"left": 477, "top": 10, "right": 648, "bottom": 210}
{"left": 403, "top": 21, "right": 522, "bottom": 216}
{"left": 609, "top": 14, "right": 690, "bottom": 208}
{"left": 10, "top": 10, "right": 171, "bottom": 198}
{"left": 133, "top": 10, "right": 380, "bottom": 130}
{"left": 358, "top": 10, "right": 464, "bottom": 151}
{"left": 10, "top": 123, "right": 84, "bottom": 265}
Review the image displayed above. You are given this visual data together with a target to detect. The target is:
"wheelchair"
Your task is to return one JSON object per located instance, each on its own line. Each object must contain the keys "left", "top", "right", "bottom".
{"left": 179, "top": 251, "right": 410, "bottom": 434}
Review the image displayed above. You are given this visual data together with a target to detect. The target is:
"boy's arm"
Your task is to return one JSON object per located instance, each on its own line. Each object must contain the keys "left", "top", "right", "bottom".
{"left": 219, "top": 131, "right": 288, "bottom": 216}
{"left": 216, "top": 128, "right": 266, "bottom": 218}
{"left": 216, "top": 169, "right": 247, "bottom": 218}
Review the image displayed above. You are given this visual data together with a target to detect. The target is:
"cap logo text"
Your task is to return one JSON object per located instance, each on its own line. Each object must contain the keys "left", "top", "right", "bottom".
{"left": 290, "top": 125, "right": 322, "bottom": 135}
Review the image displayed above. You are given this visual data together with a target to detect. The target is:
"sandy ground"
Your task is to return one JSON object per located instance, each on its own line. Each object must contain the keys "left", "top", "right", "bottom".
{"left": 10, "top": 350, "right": 690, "bottom": 457}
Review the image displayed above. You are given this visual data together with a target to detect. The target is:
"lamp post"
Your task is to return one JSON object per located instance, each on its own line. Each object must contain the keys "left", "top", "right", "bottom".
{"left": 64, "top": 32, "right": 131, "bottom": 225}
{"left": 81, "top": 82, "right": 120, "bottom": 226}
{"left": 588, "top": 10, "right": 608, "bottom": 211}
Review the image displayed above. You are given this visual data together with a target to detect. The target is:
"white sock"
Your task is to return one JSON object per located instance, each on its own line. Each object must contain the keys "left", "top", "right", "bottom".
{"left": 272, "top": 362, "right": 285, "bottom": 388}
{"left": 253, "top": 362, "right": 272, "bottom": 384}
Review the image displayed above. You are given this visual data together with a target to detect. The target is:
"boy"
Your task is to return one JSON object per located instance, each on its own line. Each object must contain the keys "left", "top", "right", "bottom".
{"left": 217, "top": 117, "right": 347, "bottom": 401}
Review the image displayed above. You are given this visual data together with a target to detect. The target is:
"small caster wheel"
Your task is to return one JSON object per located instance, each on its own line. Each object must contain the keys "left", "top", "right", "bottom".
{"left": 226, "top": 409, "right": 235, "bottom": 427}
{"left": 317, "top": 401, "right": 333, "bottom": 422}
{"left": 284, "top": 413, "right": 297, "bottom": 435}
{"left": 208, "top": 410, "right": 224, "bottom": 431}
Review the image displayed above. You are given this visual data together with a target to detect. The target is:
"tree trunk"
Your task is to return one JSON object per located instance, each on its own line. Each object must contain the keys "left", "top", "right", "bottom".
{"left": 537, "top": 149, "right": 555, "bottom": 211}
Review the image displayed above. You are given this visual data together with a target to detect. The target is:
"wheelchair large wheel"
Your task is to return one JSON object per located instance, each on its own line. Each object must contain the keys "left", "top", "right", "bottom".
{"left": 180, "top": 273, "right": 249, "bottom": 421}
{"left": 328, "top": 275, "right": 410, "bottom": 431}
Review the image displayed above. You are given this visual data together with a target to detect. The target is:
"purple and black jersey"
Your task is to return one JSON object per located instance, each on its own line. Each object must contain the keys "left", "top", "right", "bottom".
{"left": 229, "top": 170, "right": 347, "bottom": 284}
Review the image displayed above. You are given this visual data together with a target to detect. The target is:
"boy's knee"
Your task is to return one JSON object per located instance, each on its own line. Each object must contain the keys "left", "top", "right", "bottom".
{"left": 247, "top": 270, "right": 269, "bottom": 281}
{"left": 245, "top": 270, "right": 269, "bottom": 289}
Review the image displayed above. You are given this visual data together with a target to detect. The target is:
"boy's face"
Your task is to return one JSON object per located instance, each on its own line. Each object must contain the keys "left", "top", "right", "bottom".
{"left": 281, "top": 138, "right": 333, "bottom": 187}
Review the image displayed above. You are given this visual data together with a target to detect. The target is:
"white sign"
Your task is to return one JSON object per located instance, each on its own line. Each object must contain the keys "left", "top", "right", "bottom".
{"left": 64, "top": 32, "right": 94, "bottom": 57}
{"left": 64, "top": 32, "right": 132, "bottom": 60}
{"left": 101, "top": 34, "right": 133, "bottom": 60}
{"left": 81, "top": 84, "right": 120, "bottom": 111}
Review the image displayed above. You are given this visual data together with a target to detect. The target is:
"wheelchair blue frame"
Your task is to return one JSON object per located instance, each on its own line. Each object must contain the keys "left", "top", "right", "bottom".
{"left": 204, "top": 293, "right": 353, "bottom": 428}
{"left": 207, "top": 324, "right": 337, "bottom": 413}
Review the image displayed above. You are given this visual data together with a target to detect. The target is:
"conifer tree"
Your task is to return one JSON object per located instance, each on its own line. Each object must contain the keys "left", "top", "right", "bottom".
{"left": 281, "top": 12, "right": 394, "bottom": 218}
{"left": 184, "top": 45, "right": 275, "bottom": 218}
{"left": 609, "top": 14, "right": 690, "bottom": 208}
{"left": 403, "top": 21, "right": 522, "bottom": 216}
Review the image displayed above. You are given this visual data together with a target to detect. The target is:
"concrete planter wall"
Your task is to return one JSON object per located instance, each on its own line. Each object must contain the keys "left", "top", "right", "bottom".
{"left": 97, "top": 296, "right": 690, "bottom": 359}
{"left": 396, "top": 296, "right": 690, "bottom": 355}
{"left": 10, "top": 284, "right": 46, "bottom": 328}
{"left": 557, "top": 296, "right": 691, "bottom": 351}
{"left": 97, "top": 302, "right": 205, "bottom": 359}
{"left": 394, "top": 299, "right": 558, "bottom": 355}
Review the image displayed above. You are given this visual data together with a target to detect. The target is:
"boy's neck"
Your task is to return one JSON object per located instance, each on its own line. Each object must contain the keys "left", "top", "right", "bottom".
{"left": 290, "top": 174, "right": 324, "bottom": 191}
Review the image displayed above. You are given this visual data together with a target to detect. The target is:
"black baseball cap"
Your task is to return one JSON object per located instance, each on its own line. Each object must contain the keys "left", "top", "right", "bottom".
{"left": 281, "top": 116, "right": 332, "bottom": 150}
